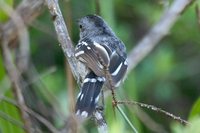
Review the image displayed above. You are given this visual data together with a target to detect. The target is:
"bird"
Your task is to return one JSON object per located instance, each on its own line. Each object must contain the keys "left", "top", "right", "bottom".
{"left": 74, "top": 14, "right": 128, "bottom": 118}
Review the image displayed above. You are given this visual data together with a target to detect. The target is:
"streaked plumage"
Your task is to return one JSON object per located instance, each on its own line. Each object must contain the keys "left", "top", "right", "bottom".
{"left": 75, "top": 15, "right": 128, "bottom": 118}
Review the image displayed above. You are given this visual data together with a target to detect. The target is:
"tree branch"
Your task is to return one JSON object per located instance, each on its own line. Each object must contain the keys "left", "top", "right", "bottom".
{"left": 0, "top": 0, "right": 45, "bottom": 45}
{"left": 45, "top": 0, "right": 108, "bottom": 132}
{"left": 0, "top": 0, "right": 192, "bottom": 132}
{"left": 117, "top": 101, "right": 189, "bottom": 125}
{"left": 45, "top": 0, "right": 86, "bottom": 83}
{"left": 0, "top": 95, "right": 60, "bottom": 133}
{"left": 127, "top": 0, "right": 195, "bottom": 73}
{"left": 0, "top": 0, "right": 46, "bottom": 132}
{"left": 1, "top": 37, "right": 33, "bottom": 133}
{"left": 0, "top": 110, "right": 25, "bottom": 130}
{"left": 0, "top": 1, "right": 37, "bottom": 132}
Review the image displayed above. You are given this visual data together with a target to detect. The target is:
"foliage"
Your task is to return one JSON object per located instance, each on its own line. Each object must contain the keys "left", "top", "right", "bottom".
{"left": 0, "top": 0, "right": 200, "bottom": 132}
{"left": 171, "top": 117, "right": 200, "bottom": 133}
{"left": 189, "top": 98, "right": 200, "bottom": 120}
{"left": 0, "top": 55, "right": 24, "bottom": 133}
{"left": 0, "top": 0, "right": 13, "bottom": 22}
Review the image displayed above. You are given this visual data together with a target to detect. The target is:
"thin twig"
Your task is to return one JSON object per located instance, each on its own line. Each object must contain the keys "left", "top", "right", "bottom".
{"left": 127, "top": 0, "right": 195, "bottom": 73}
{"left": 45, "top": 0, "right": 109, "bottom": 132}
{"left": 30, "top": 20, "right": 56, "bottom": 38}
{"left": 92, "top": 27, "right": 138, "bottom": 132}
{"left": 42, "top": 0, "right": 195, "bottom": 132}
{"left": 96, "top": 51, "right": 138, "bottom": 132}
{"left": 0, "top": 1, "right": 50, "bottom": 130}
{"left": 0, "top": 95, "right": 25, "bottom": 129}
{"left": 0, "top": 95, "right": 60, "bottom": 133}
{"left": 26, "top": 108, "right": 60, "bottom": 133}
{"left": 117, "top": 100, "right": 189, "bottom": 125}
{"left": 0, "top": 95, "right": 17, "bottom": 106}
{"left": 0, "top": 95, "right": 22, "bottom": 130}
{"left": 0, "top": 1, "right": 33, "bottom": 132}
{"left": 0, "top": 0, "right": 30, "bottom": 73}
{"left": 195, "top": 4, "right": 200, "bottom": 27}
{"left": 1, "top": 40, "right": 33, "bottom": 133}
{"left": 0, "top": 1, "right": 49, "bottom": 130}
{"left": 45, "top": 0, "right": 84, "bottom": 82}
{"left": 23, "top": 66, "right": 57, "bottom": 87}
{"left": 95, "top": 0, "right": 101, "bottom": 15}
{"left": 24, "top": 64, "right": 67, "bottom": 122}
{"left": 131, "top": 107, "right": 167, "bottom": 133}
{"left": 64, "top": 0, "right": 76, "bottom": 114}
{"left": 117, "top": 0, "right": 193, "bottom": 129}
{"left": 0, "top": 0, "right": 45, "bottom": 45}
{"left": 0, "top": 110, "right": 25, "bottom": 130}
{"left": 116, "top": 105, "right": 138, "bottom": 133}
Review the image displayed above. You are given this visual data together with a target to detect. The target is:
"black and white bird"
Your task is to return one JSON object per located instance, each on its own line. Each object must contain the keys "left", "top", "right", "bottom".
{"left": 75, "top": 15, "right": 128, "bottom": 118}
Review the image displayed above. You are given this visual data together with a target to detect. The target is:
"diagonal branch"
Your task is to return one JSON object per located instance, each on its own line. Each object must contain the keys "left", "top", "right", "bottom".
{"left": 0, "top": 1, "right": 35, "bottom": 132}
{"left": 45, "top": 0, "right": 108, "bottom": 132}
{"left": 45, "top": 0, "right": 84, "bottom": 82}
{"left": 0, "top": 95, "right": 60, "bottom": 133}
{"left": 0, "top": 0, "right": 45, "bottom": 45}
{"left": 1, "top": 38, "right": 33, "bottom": 132}
{"left": 127, "top": 0, "right": 195, "bottom": 73}
{"left": 117, "top": 101, "right": 189, "bottom": 125}
{"left": 0, "top": 110, "right": 25, "bottom": 129}
{"left": 0, "top": 0, "right": 45, "bottom": 131}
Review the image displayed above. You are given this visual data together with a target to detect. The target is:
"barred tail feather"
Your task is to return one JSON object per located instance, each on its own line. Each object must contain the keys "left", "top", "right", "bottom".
{"left": 75, "top": 71, "right": 105, "bottom": 118}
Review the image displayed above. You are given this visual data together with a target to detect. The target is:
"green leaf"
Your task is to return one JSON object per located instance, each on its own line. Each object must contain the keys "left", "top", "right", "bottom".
{"left": 0, "top": 0, "right": 14, "bottom": 22}
{"left": 189, "top": 98, "right": 200, "bottom": 120}
{"left": 0, "top": 91, "right": 25, "bottom": 133}
{"left": 171, "top": 117, "right": 200, "bottom": 133}
{"left": 0, "top": 54, "right": 24, "bottom": 133}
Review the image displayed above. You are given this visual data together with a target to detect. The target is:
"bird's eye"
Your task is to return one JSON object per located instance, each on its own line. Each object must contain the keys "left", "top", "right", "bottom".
{"left": 79, "top": 24, "right": 83, "bottom": 29}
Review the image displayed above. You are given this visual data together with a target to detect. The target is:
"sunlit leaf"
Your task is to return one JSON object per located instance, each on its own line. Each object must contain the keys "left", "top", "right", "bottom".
{"left": 189, "top": 98, "right": 200, "bottom": 120}
{"left": 171, "top": 117, "right": 200, "bottom": 133}
{"left": 0, "top": 0, "right": 13, "bottom": 22}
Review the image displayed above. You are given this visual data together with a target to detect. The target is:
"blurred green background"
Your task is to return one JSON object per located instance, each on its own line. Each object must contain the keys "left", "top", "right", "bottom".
{"left": 0, "top": 0, "right": 200, "bottom": 133}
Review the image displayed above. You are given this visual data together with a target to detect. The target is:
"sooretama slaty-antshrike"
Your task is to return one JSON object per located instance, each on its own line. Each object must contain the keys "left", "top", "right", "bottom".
{"left": 74, "top": 15, "right": 128, "bottom": 118}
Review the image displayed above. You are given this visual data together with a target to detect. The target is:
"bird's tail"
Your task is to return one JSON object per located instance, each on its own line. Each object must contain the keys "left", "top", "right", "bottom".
{"left": 75, "top": 71, "right": 105, "bottom": 118}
